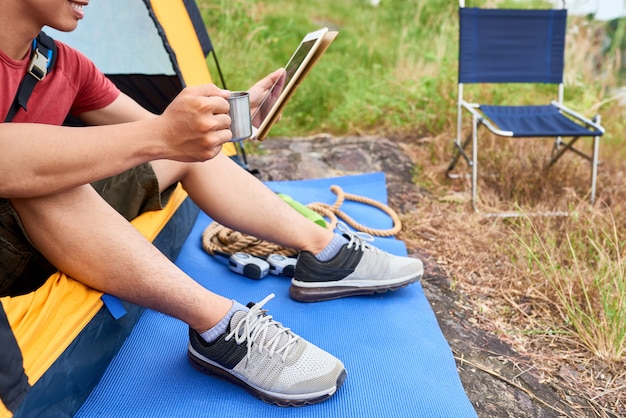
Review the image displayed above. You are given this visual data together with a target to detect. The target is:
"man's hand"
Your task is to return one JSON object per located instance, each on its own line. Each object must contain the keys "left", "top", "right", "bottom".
{"left": 157, "top": 84, "right": 233, "bottom": 161}
{"left": 249, "top": 68, "right": 286, "bottom": 127}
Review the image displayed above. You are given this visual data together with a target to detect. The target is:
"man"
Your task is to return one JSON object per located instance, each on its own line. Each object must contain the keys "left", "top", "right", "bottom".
{"left": 0, "top": 0, "right": 423, "bottom": 406}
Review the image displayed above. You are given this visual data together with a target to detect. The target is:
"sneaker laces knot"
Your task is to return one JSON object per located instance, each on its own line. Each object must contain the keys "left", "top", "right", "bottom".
{"left": 337, "top": 222, "right": 382, "bottom": 254}
{"left": 225, "top": 294, "right": 300, "bottom": 363}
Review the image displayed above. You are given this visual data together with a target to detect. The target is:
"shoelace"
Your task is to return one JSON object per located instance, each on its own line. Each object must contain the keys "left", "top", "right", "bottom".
{"left": 225, "top": 294, "right": 300, "bottom": 363}
{"left": 337, "top": 222, "right": 382, "bottom": 254}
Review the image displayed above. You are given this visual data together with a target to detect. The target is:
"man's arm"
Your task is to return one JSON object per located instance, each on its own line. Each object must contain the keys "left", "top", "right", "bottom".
{"left": 0, "top": 85, "right": 231, "bottom": 198}
{"left": 79, "top": 91, "right": 157, "bottom": 125}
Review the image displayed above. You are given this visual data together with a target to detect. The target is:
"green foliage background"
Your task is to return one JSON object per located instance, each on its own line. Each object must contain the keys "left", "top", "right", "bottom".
{"left": 198, "top": 0, "right": 461, "bottom": 137}
{"left": 197, "top": 0, "right": 624, "bottom": 156}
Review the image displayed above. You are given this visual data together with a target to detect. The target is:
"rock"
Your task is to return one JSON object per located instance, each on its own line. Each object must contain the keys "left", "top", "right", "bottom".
{"left": 250, "top": 134, "right": 422, "bottom": 213}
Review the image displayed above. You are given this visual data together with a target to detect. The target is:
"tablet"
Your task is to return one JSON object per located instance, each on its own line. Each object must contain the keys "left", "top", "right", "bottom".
{"left": 251, "top": 27, "right": 338, "bottom": 142}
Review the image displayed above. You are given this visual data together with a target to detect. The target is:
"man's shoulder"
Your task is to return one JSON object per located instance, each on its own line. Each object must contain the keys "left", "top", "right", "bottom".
{"left": 52, "top": 39, "right": 90, "bottom": 65}
{"left": 48, "top": 37, "right": 103, "bottom": 84}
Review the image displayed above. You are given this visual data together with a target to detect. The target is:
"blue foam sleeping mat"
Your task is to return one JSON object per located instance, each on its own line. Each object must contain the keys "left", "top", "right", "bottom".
{"left": 76, "top": 172, "right": 478, "bottom": 418}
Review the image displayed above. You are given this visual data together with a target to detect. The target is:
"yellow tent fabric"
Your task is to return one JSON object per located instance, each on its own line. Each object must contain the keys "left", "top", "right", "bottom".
{"left": 151, "top": 0, "right": 237, "bottom": 157}
{"left": 151, "top": 0, "right": 213, "bottom": 88}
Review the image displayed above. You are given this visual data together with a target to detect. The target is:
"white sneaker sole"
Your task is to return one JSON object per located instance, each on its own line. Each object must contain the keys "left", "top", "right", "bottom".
{"left": 290, "top": 271, "right": 422, "bottom": 302}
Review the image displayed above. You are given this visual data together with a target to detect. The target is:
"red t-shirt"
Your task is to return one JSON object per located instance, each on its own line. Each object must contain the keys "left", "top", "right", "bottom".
{"left": 0, "top": 40, "right": 120, "bottom": 124}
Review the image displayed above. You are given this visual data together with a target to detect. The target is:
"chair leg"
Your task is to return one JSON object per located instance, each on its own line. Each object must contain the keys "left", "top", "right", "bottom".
{"left": 448, "top": 131, "right": 473, "bottom": 174}
{"left": 590, "top": 135, "right": 599, "bottom": 204}
{"left": 549, "top": 134, "right": 600, "bottom": 204}
{"left": 591, "top": 114, "right": 602, "bottom": 204}
{"left": 551, "top": 137, "right": 563, "bottom": 161}
{"left": 548, "top": 136, "right": 583, "bottom": 167}
{"left": 472, "top": 114, "right": 479, "bottom": 212}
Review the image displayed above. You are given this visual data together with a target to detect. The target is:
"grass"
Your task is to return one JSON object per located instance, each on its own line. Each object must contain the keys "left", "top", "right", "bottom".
{"left": 198, "top": 0, "right": 458, "bottom": 135}
{"left": 198, "top": 0, "right": 626, "bottom": 415}
{"left": 514, "top": 211, "right": 626, "bottom": 363}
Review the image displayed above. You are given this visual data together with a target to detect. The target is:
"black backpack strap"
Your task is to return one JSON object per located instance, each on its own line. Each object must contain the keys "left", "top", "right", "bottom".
{"left": 4, "top": 31, "right": 57, "bottom": 122}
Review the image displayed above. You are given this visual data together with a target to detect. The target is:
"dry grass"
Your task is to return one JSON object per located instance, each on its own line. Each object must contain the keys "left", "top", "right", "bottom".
{"left": 398, "top": 130, "right": 626, "bottom": 416}
{"left": 387, "top": 12, "right": 626, "bottom": 416}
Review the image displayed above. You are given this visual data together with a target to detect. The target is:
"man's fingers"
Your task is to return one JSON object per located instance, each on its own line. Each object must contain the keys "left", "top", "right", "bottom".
{"left": 213, "top": 113, "right": 232, "bottom": 131}
{"left": 270, "top": 68, "right": 286, "bottom": 83}
{"left": 202, "top": 95, "right": 230, "bottom": 115}
{"left": 183, "top": 84, "right": 231, "bottom": 112}
{"left": 185, "top": 83, "right": 230, "bottom": 98}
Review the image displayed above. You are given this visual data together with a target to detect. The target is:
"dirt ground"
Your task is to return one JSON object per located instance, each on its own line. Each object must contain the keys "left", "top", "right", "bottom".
{"left": 247, "top": 134, "right": 587, "bottom": 418}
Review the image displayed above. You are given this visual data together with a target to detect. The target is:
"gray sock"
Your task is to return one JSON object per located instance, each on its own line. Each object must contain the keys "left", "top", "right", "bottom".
{"left": 199, "top": 300, "right": 248, "bottom": 343}
{"left": 315, "top": 233, "right": 349, "bottom": 262}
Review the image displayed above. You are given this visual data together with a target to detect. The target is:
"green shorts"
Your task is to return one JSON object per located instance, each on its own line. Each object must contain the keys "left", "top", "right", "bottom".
{"left": 0, "top": 163, "right": 175, "bottom": 297}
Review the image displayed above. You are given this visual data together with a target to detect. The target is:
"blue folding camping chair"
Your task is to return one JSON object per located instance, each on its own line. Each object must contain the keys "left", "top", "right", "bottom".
{"left": 447, "top": 0, "right": 605, "bottom": 212}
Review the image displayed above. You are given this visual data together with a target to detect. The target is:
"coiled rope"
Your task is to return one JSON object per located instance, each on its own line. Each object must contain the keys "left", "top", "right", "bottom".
{"left": 201, "top": 185, "right": 401, "bottom": 258}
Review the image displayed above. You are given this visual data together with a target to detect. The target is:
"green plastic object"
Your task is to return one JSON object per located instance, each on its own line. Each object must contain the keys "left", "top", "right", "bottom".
{"left": 278, "top": 193, "right": 327, "bottom": 228}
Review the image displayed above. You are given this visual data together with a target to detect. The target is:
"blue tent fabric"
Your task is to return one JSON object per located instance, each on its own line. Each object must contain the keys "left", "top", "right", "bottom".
{"left": 75, "top": 173, "right": 478, "bottom": 418}
{"left": 459, "top": 8, "right": 566, "bottom": 84}
{"left": 480, "top": 105, "right": 604, "bottom": 137}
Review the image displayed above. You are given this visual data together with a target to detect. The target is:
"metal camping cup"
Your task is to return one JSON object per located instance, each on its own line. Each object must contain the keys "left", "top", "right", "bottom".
{"left": 227, "top": 91, "right": 252, "bottom": 141}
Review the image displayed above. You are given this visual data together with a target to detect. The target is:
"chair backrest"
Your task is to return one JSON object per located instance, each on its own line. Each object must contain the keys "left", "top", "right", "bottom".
{"left": 458, "top": 7, "right": 567, "bottom": 84}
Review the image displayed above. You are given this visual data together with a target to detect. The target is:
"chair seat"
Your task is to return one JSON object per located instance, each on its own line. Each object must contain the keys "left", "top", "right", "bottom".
{"left": 480, "top": 104, "right": 603, "bottom": 137}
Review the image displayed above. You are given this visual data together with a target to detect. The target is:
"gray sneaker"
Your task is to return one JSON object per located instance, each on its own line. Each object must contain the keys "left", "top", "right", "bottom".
{"left": 290, "top": 223, "right": 424, "bottom": 302}
{"left": 188, "top": 294, "right": 346, "bottom": 406}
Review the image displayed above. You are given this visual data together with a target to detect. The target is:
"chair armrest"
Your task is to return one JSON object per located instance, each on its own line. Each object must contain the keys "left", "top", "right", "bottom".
{"left": 461, "top": 101, "right": 514, "bottom": 136}
{"left": 550, "top": 101, "right": 605, "bottom": 134}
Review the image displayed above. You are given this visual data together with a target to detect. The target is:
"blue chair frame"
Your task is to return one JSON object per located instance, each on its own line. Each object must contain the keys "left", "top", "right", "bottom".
{"left": 447, "top": 1, "right": 605, "bottom": 212}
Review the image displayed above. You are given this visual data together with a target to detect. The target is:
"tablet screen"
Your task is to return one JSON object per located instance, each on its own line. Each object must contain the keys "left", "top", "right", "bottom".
{"left": 251, "top": 38, "right": 319, "bottom": 127}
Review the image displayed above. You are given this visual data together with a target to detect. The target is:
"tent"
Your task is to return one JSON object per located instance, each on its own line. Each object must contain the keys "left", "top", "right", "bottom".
{"left": 0, "top": 1, "right": 232, "bottom": 416}
{"left": 49, "top": 0, "right": 246, "bottom": 166}
{"left": 0, "top": 186, "right": 199, "bottom": 418}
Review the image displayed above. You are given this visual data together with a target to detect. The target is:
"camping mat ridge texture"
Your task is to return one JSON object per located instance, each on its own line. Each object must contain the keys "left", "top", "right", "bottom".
{"left": 76, "top": 172, "right": 477, "bottom": 418}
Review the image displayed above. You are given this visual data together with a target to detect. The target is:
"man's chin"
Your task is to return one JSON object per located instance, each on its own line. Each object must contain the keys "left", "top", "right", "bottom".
{"left": 48, "top": 23, "right": 79, "bottom": 33}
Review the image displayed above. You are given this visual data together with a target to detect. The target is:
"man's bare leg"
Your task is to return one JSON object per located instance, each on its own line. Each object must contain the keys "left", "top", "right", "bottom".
{"left": 151, "top": 152, "right": 335, "bottom": 255}
{"left": 152, "top": 153, "right": 424, "bottom": 303}
{"left": 10, "top": 185, "right": 231, "bottom": 333}
{"left": 11, "top": 181, "right": 348, "bottom": 404}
